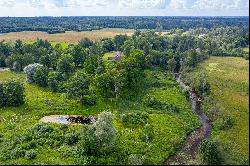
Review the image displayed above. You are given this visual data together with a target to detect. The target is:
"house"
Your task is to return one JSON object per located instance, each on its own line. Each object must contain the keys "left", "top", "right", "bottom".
{"left": 108, "top": 51, "right": 122, "bottom": 62}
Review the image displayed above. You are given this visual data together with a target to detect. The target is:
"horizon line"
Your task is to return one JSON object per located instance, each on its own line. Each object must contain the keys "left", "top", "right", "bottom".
{"left": 0, "top": 15, "right": 249, "bottom": 17}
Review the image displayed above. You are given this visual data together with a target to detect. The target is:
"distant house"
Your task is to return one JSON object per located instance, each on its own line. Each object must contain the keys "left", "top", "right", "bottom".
{"left": 108, "top": 51, "right": 122, "bottom": 62}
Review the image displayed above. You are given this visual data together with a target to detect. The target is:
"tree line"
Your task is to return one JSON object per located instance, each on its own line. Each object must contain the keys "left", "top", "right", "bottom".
{"left": 0, "top": 16, "right": 248, "bottom": 34}
{"left": 0, "top": 26, "right": 248, "bottom": 107}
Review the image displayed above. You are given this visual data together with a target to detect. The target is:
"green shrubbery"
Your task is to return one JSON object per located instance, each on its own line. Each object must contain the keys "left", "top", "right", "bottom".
{"left": 183, "top": 72, "right": 211, "bottom": 98}
{"left": 0, "top": 112, "right": 117, "bottom": 163}
{"left": 199, "top": 139, "right": 222, "bottom": 165}
{"left": 121, "top": 112, "right": 149, "bottom": 127}
{"left": 47, "top": 71, "right": 64, "bottom": 92}
{"left": 0, "top": 80, "right": 25, "bottom": 107}
{"left": 25, "top": 149, "right": 36, "bottom": 160}
{"left": 214, "top": 115, "right": 233, "bottom": 130}
{"left": 64, "top": 133, "right": 79, "bottom": 145}
{"left": 142, "top": 94, "right": 180, "bottom": 112}
{"left": 33, "top": 66, "right": 49, "bottom": 87}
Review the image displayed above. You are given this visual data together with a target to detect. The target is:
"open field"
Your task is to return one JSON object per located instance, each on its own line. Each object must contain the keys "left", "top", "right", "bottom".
{"left": 0, "top": 28, "right": 135, "bottom": 43}
{"left": 188, "top": 56, "right": 249, "bottom": 165}
{"left": 0, "top": 69, "right": 200, "bottom": 165}
{"left": 243, "top": 47, "right": 249, "bottom": 53}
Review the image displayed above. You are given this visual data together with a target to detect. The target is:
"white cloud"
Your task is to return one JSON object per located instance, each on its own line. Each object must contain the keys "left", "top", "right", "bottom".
{"left": 118, "top": 0, "right": 170, "bottom": 9}
{"left": 0, "top": 0, "right": 248, "bottom": 16}
{"left": 0, "top": 0, "right": 15, "bottom": 7}
{"left": 192, "top": 0, "right": 249, "bottom": 10}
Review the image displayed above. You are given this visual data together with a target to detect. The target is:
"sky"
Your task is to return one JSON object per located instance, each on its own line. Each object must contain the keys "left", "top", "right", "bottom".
{"left": 0, "top": 0, "right": 249, "bottom": 17}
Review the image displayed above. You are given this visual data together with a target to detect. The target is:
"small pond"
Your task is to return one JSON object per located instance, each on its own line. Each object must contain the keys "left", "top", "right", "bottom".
{"left": 39, "top": 115, "right": 96, "bottom": 125}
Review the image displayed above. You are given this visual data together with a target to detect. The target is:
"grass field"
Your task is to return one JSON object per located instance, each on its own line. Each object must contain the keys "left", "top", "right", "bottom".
{"left": 187, "top": 56, "right": 249, "bottom": 165}
{"left": 0, "top": 28, "right": 135, "bottom": 43}
{"left": 243, "top": 47, "right": 249, "bottom": 53}
{"left": 0, "top": 69, "right": 200, "bottom": 164}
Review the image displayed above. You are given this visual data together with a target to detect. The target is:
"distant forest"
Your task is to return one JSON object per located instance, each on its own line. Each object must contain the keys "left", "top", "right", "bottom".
{"left": 0, "top": 16, "right": 249, "bottom": 34}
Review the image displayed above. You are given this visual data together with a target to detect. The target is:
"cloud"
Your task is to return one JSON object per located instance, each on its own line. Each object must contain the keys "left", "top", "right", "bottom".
{"left": 118, "top": 0, "right": 170, "bottom": 9}
{"left": 0, "top": 0, "right": 15, "bottom": 7}
{"left": 192, "top": 0, "right": 249, "bottom": 10}
{"left": 0, "top": 0, "right": 248, "bottom": 16}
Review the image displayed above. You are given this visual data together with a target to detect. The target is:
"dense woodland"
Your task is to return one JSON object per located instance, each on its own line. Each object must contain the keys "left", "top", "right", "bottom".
{"left": 0, "top": 16, "right": 249, "bottom": 33}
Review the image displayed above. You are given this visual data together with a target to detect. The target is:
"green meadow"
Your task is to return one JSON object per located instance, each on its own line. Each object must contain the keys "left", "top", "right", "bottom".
{"left": 187, "top": 56, "right": 249, "bottom": 165}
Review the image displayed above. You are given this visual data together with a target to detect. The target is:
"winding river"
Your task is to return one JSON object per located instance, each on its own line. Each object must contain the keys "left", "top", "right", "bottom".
{"left": 165, "top": 74, "right": 212, "bottom": 165}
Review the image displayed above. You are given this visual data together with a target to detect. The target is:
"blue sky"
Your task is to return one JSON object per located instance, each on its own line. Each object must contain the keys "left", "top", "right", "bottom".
{"left": 0, "top": 0, "right": 249, "bottom": 16}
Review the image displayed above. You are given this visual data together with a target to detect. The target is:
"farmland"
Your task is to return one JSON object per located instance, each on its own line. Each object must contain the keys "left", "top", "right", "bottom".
{"left": 185, "top": 56, "right": 249, "bottom": 165}
{"left": 0, "top": 28, "right": 135, "bottom": 43}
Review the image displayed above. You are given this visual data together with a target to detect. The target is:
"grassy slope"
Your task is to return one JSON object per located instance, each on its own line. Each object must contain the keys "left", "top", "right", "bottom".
{"left": 0, "top": 69, "right": 200, "bottom": 164}
{"left": 188, "top": 56, "right": 249, "bottom": 164}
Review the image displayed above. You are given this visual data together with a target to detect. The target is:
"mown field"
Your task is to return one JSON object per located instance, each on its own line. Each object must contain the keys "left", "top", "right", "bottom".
{"left": 187, "top": 56, "right": 249, "bottom": 165}
{"left": 0, "top": 68, "right": 200, "bottom": 164}
{"left": 0, "top": 28, "right": 135, "bottom": 43}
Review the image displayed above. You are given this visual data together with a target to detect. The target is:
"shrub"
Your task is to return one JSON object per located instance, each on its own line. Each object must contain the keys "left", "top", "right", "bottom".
{"left": 127, "top": 154, "right": 150, "bottom": 165}
{"left": 143, "top": 95, "right": 163, "bottom": 109}
{"left": 78, "top": 126, "right": 98, "bottom": 156}
{"left": 121, "top": 112, "right": 149, "bottom": 127}
{"left": 6, "top": 54, "right": 34, "bottom": 72}
{"left": 214, "top": 116, "right": 233, "bottom": 130}
{"left": 12, "top": 61, "right": 22, "bottom": 72}
{"left": 31, "top": 124, "right": 54, "bottom": 139}
{"left": 33, "top": 66, "right": 49, "bottom": 87}
{"left": 128, "top": 154, "right": 143, "bottom": 165}
{"left": 47, "top": 71, "right": 64, "bottom": 92}
{"left": 57, "top": 54, "right": 75, "bottom": 73}
{"left": 10, "top": 147, "right": 25, "bottom": 159}
{"left": 0, "top": 54, "right": 6, "bottom": 67}
{"left": 25, "top": 149, "right": 36, "bottom": 160}
{"left": 64, "top": 133, "right": 79, "bottom": 145}
{"left": 143, "top": 123, "right": 154, "bottom": 142}
{"left": 199, "top": 139, "right": 221, "bottom": 165}
{"left": 0, "top": 83, "right": 5, "bottom": 107}
{"left": 95, "top": 112, "right": 116, "bottom": 152}
{"left": 23, "top": 63, "right": 43, "bottom": 83}
{"left": 190, "top": 72, "right": 211, "bottom": 98}
{"left": 3, "top": 81, "right": 25, "bottom": 107}
{"left": 82, "top": 94, "right": 97, "bottom": 106}
{"left": 64, "top": 70, "right": 90, "bottom": 105}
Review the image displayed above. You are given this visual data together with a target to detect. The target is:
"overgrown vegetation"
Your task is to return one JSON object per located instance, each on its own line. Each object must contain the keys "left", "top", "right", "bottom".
{"left": 0, "top": 80, "right": 25, "bottom": 107}
{"left": 199, "top": 139, "right": 222, "bottom": 165}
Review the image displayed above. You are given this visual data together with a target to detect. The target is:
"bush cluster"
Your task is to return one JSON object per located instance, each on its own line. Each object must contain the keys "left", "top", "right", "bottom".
{"left": 23, "top": 63, "right": 43, "bottom": 83}
{"left": 199, "top": 139, "right": 222, "bottom": 165}
{"left": 0, "top": 80, "right": 25, "bottom": 107}
{"left": 142, "top": 95, "right": 180, "bottom": 112}
{"left": 47, "top": 71, "right": 64, "bottom": 92}
{"left": 121, "top": 112, "right": 149, "bottom": 127}
{"left": 214, "top": 115, "right": 233, "bottom": 130}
